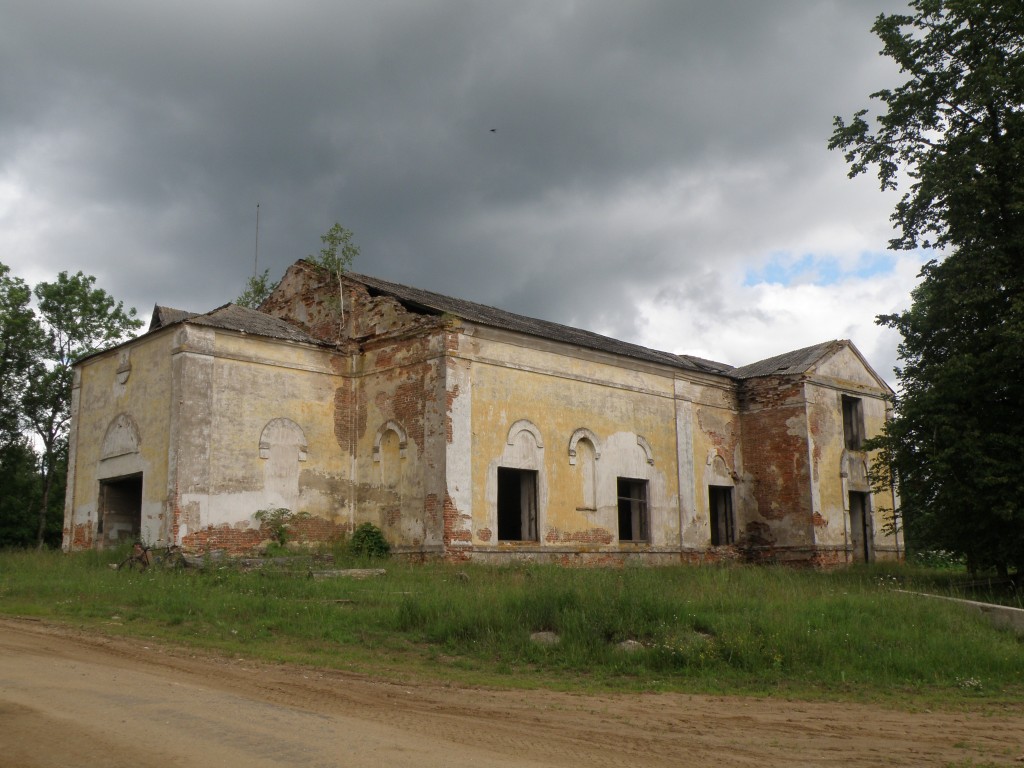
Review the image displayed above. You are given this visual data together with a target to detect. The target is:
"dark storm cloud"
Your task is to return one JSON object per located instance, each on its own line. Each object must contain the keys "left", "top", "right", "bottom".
{"left": 1, "top": 0, "right": 911, "bottom": 372}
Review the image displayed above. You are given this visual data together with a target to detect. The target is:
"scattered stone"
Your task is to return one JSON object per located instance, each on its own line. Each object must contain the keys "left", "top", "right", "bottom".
{"left": 530, "top": 631, "right": 560, "bottom": 646}
{"left": 616, "top": 639, "right": 644, "bottom": 653}
{"left": 309, "top": 568, "right": 386, "bottom": 581}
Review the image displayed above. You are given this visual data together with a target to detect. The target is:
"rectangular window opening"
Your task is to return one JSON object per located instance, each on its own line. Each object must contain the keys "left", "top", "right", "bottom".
{"left": 842, "top": 395, "right": 864, "bottom": 450}
{"left": 708, "top": 485, "right": 735, "bottom": 546}
{"left": 617, "top": 477, "right": 649, "bottom": 542}
{"left": 497, "top": 468, "right": 538, "bottom": 542}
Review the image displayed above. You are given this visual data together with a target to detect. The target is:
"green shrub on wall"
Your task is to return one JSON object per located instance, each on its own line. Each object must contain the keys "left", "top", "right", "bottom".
{"left": 254, "top": 507, "right": 308, "bottom": 547}
{"left": 349, "top": 522, "right": 390, "bottom": 558}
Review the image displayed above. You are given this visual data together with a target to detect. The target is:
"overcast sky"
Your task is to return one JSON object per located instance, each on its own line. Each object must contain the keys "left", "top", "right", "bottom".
{"left": 1, "top": 0, "right": 925, "bottom": 385}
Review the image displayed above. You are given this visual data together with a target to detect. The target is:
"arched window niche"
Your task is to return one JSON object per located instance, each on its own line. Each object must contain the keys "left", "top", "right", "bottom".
{"left": 568, "top": 428, "right": 601, "bottom": 511}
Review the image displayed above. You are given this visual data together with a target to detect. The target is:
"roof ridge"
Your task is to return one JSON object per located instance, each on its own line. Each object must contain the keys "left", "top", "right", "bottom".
{"left": 342, "top": 271, "right": 705, "bottom": 372}
{"left": 728, "top": 339, "right": 843, "bottom": 379}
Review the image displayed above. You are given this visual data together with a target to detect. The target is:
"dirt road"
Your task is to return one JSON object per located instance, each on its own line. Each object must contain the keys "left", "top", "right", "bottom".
{"left": 0, "top": 617, "right": 1021, "bottom": 767}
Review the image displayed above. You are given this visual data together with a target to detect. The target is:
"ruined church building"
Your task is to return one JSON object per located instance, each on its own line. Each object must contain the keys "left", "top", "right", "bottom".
{"left": 63, "top": 260, "right": 901, "bottom": 565}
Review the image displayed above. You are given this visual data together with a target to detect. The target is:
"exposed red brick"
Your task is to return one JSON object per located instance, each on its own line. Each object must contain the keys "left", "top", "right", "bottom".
{"left": 289, "top": 515, "right": 349, "bottom": 544}
{"left": 437, "top": 491, "right": 472, "bottom": 560}
{"left": 738, "top": 376, "right": 812, "bottom": 541}
{"left": 182, "top": 524, "right": 264, "bottom": 555}
{"left": 333, "top": 382, "right": 359, "bottom": 450}
{"left": 445, "top": 384, "right": 460, "bottom": 444}
{"left": 544, "top": 527, "right": 614, "bottom": 545}
{"left": 69, "top": 523, "right": 93, "bottom": 550}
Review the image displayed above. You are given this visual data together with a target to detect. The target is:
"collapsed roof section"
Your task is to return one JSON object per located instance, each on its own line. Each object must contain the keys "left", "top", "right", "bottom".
{"left": 345, "top": 270, "right": 713, "bottom": 373}
{"left": 143, "top": 262, "right": 882, "bottom": 389}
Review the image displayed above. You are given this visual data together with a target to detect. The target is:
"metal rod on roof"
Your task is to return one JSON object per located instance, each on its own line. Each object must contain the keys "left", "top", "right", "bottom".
{"left": 253, "top": 202, "right": 260, "bottom": 277}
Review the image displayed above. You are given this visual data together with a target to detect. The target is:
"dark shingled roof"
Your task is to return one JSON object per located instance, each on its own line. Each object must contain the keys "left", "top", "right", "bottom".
{"left": 728, "top": 340, "right": 842, "bottom": 380}
{"left": 679, "top": 355, "right": 735, "bottom": 374}
{"left": 344, "top": 271, "right": 714, "bottom": 372}
{"left": 187, "top": 304, "right": 324, "bottom": 345}
{"left": 147, "top": 265, "right": 856, "bottom": 385}
{"left": 150, "top": 303, "right": 322, "bottom": 345}
{"left": 149, "top": 305, "right": 198, "bottom": 331}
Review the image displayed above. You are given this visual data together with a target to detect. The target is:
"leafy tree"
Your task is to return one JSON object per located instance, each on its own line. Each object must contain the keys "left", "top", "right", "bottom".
{"left": 309, "top": 222, "right": 359, "bottom": 276}
{"left": 0, "top": 263, "right": 47, "bottom": 547}
{"left": 0, "top": 442, "right": 44, "bottom": 547}
{"left": 0, "top": 263, "right": 42, "bottom": 448}
{"left": 830, "top": 1, "right": 1024, "bottom": 575}
{"left": 307, "top": 222, "right": 359, "bottom": 330}
{"left": 23, "top": 271, "right": 142, "bottom": 548}
{"left": 236, "top": 268, "right": 279, "bottom": 309}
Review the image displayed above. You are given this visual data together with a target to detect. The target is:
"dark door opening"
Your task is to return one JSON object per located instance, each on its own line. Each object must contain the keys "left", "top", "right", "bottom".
{"left": 99, "top": 474, "right": 143, "bottom": 547}
{"left": 709, "top": 485, "right": 735, "bottom": 545}
{"left": 617, "top": 478, "right": 649, "bottom": 542}
{"left": 497, "top": 468, "right": 538, "bottom": 541}
{"left": 848, "top": 491, "right": 873, "bottom": 563}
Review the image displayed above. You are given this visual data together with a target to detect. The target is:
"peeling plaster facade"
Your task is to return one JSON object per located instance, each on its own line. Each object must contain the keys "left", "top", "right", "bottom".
{"left": 64, "top": 260, "right": 901, "bottom": 565}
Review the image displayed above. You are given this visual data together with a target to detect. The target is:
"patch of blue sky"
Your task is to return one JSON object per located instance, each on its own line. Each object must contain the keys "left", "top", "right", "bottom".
{"left": 743, "top": 251, "right": 897, "bottom": 287}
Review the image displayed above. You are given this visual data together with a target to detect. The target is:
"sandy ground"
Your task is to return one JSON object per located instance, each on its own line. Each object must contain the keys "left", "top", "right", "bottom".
{"left": 0, "top": 617, "right": 1022, "bottom": 767}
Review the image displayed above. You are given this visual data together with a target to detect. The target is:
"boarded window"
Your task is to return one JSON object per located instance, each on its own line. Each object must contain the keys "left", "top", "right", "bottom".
{"left": 497, "top": 468, "right": 538, "bottom": 541}
{"left": 842, "top": 395, "right": 864, "bottom": 450}
{"left": 709, "top": 485, "right": 735, "bottom": 545}
{"left": 617, "top": 478, "right": 649, "bottom": 542}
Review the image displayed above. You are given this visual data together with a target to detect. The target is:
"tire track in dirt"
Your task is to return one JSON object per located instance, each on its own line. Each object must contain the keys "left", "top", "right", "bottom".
{"left": 1, "top": 617, "right": 1021, "bottom": 767}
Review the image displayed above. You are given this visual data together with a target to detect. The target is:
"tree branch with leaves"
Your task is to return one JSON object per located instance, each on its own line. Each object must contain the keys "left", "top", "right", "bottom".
{"left": 236, "top": 269, "right": 280, "bottom": 309}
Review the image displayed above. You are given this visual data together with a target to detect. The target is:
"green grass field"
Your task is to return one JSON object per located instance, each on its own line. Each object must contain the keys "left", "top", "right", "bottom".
{"left": 1, "top": 547, "right": 1021, "bottom": 703}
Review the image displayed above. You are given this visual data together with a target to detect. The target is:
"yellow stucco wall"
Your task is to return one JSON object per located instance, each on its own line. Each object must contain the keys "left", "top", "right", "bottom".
{"left": 64, "top": 329, "right": 176, "bottom": 549}
{"left": 460, "top": 328, "right": 703, "bottom": 553}
{"left": 194, "top": 330, "right": 345, "bottom": 530}
{"left": 805, "top": 346, "right": 901, "bottom": 561}
{"left": 688, "top": 390, "right": 743, "bottom": 548}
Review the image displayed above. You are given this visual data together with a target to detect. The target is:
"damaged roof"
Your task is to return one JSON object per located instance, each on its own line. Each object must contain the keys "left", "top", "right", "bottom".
{"left": 345, "top": 271, "right": 725, "bottom": 373}
{"left": 143, "top": 264, "right": 874, "bottom": 388}
{"left": 151, "top": 302, "right": 323, "bottom": 346}
{"left": 728, "top": 340, "right": 844, "bottom": 379}
{"left": 149, "top": 305, "right": 197, "bottom": 331}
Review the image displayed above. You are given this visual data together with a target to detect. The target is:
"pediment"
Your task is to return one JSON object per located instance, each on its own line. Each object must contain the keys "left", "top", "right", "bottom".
{"left": 812, "top": 343, "right": 891, "bottom": 394}
{"left": 101, "top": 414, "right": 140, "bottom": 459}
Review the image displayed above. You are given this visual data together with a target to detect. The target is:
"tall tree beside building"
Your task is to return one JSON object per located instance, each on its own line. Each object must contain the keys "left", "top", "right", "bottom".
{"left": 0, "top": 264, "right": 40, "bottom": 447}
{"left": 22, "top": 271, "right": 142, "bottom": 547}
{"left": 0, "top": 264, "right": 46, "bottom": 546}
{"left": 830, "top": 1, "right": 1024, "bottom": 575}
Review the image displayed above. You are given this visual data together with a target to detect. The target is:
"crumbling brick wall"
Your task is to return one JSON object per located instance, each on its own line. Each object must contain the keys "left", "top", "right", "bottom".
{"left": 262, "top": 260, "right": 451, "bottom": 553}
{"left": 738, "top": 375, "right": 814, "bottom": 561}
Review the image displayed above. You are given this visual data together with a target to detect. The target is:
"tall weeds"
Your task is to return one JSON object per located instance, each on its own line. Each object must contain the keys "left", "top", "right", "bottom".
{"left": 0, "top": 548, "right": 1020, "bottom": 699}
